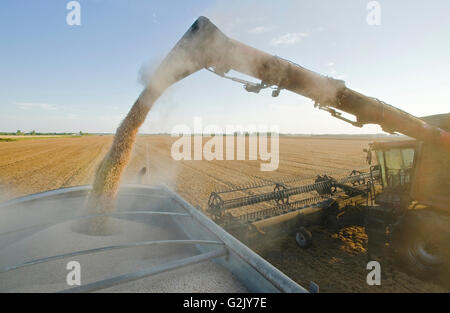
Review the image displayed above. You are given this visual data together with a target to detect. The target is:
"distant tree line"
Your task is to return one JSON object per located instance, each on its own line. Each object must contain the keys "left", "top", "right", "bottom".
{"left": 0, "top": 130, "right": 89, "bottom": 136}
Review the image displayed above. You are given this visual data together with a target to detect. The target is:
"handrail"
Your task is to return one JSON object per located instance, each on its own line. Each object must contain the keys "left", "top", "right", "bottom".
{"left": 60, "top": 248, "right": 228, "bottom": 293}
{"left": 0, "top": 239, "right": 224, "bottom": 274}
{"left": 0, "top": 211, "right": 190, "bottom": 237}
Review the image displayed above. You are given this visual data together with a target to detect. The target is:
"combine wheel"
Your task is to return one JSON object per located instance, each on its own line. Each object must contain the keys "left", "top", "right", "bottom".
{"left": 391, "top": 212, "right": 444, "bottom": 277}
{"left": 414, "top": 241, "right": 443, "bottom": 267}
{"left": 295, "top": 227, "right": 312, "bottom": 249}
{"left": 402, "top": 238, "right": 443, "bottom": 277}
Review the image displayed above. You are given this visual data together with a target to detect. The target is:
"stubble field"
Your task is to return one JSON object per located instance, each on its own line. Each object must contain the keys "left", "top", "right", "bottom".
{"left": 0, "top": 135, "right": 447, "bottom": 292}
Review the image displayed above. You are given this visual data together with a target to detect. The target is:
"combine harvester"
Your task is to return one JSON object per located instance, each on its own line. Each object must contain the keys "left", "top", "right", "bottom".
{"left": 1, "top": 16, "right": 449, "bottom": 292}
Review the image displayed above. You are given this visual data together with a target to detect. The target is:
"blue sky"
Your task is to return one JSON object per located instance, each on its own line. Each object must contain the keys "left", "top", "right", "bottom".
{"left": 1, "top": 0, "right": 449, "bottom": 134}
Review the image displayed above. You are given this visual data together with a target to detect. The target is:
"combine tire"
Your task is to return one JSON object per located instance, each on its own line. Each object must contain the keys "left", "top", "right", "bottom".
{"left": 296, "top": 227, "right": 312, "bottom": 249}
{"left": 402, "top": 238, "right": 443, "bottom": 277}
{"left": 391, "top": 212, "right": 444, "bottom": 277}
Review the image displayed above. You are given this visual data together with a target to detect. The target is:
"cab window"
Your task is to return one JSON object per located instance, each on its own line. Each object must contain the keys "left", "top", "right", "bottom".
{"left": 382, "top": 148, "right": 415, "bottom": 188}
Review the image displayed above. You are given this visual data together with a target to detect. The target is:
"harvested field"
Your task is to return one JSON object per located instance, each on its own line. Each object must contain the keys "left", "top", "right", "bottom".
{"left": 0, "top": 136, "right": 112, "bottom": 201}
{"left": 0, "top": 135, "right": 447, "bottom": 292}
